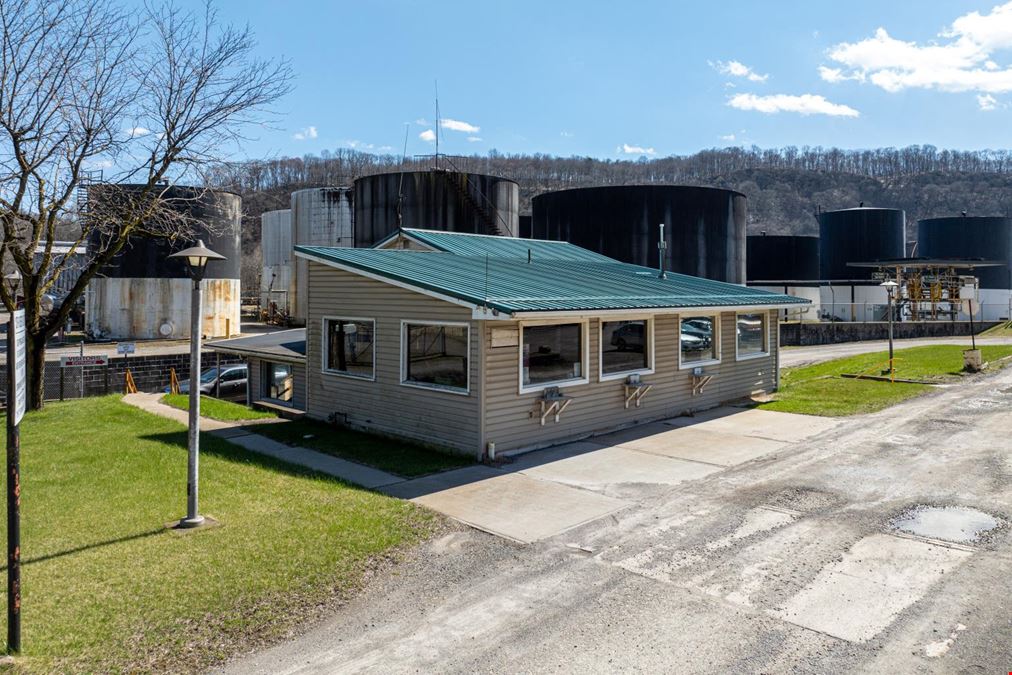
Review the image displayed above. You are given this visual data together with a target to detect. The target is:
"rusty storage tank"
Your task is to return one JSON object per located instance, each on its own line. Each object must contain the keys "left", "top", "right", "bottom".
{"left": 261, "top": 208, "right": 292, "bottom": 315}
{"left": 353, "top": 170, "right": 520, "bottom": 248}
{"left": 531, "top": 185, "right": 746, "bottom": 283}
{"left": 818, "top": 207, "right": 906, "bottom": 281}
{"left": 746, "top": 234, "right": 820, "bottom": 282}
{"left": 85, "top": 184, "right": 242, "bottom": 340}
{"left": 917, "top": 216, "right": 1012, "bottom": 289}
{"left": 290, "top": 187, "right": 354, "bottom": 325}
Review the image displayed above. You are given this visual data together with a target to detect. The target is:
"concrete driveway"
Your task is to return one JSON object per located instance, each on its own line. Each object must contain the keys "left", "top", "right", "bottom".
{"left": 384, "top": 408, "right": 840, "bottom": 543}
{"left": 220, "top": 368, "right": 1012, "bottom": 675}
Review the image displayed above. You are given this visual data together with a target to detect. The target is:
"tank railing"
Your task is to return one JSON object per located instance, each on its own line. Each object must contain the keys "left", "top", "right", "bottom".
{"left": 433, "top": 155, "right": 513, "bottom": 237}
{"left": 815, "top": 302, "right": 1011, "bottom": 323}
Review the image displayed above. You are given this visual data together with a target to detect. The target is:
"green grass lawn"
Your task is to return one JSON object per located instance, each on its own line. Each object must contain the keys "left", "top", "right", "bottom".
{"left": 254, "top": 419, "right": 473, "bottom": 478}
{"left": 161, "top": 393, "right": 276, "bottom": 421}
{"left": 760, "top": 344, "right": 1012, "bottom": 416}
{"left": 0, "top": 396, "right": 440, "bottom": 673}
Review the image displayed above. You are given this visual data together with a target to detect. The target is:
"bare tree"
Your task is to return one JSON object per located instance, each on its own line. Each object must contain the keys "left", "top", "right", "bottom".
{"left": 0, "top": 0, "right": 292, "bottom": 408}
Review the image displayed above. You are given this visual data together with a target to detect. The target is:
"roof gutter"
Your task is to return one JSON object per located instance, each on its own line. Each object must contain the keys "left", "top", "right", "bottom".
{"left": 478, "top": 301, "right": 810, "bottom": 321}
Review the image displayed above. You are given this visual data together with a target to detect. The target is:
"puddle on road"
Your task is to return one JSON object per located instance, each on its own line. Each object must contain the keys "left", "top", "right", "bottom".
{"left": 890, "top": 506, "right": 1003, "bottom": 544}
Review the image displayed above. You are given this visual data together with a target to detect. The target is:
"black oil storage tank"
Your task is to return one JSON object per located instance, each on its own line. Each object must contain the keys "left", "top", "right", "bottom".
{"left": 354, "top": 170, "right": 520, "bottom": 247}
{"left": 817, "top": 207, "right": 906, "bottom": 281}
{"left": 746, "top": 235, "right": 820, "bottom": 282}
{"left": 531, "top": 185, "right": 746, "bottom": 283}
{"left": 85, "top": 184, "right": 242, "bottom": 339}
{"left": 917, "top": 216, "right": 1012, "bottom": 289}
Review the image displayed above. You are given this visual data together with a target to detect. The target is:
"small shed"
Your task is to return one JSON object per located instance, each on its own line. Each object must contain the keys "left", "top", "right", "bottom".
{"left": 206, "top": 329, "right": 307, "bottom": 414}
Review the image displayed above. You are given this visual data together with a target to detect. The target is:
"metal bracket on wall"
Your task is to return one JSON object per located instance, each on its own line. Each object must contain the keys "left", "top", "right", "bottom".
{"left": 538, "top": 395, "right": 572, "bottom": 426}
{"left": 691, "top": 374, "right": 712, "bottom": 396}
{"left": 623, "top": 383, "right": 653, "bottom": 409}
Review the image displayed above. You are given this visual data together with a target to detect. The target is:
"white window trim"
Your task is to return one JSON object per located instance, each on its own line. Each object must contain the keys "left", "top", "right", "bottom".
{"left": 519, "top": 319, "right": 590, "bottom": 394}
{"left": 734, "top": 311, "right": 771, "bottom": 362}
{"left": 677, "top": 312, "right": 722, "bottom": 370}
{"left": 400, "top": 319, "right": 471, "bottom": 396}
{"left": 321, "top": 316, "right": 376, "bottom": 381}
{"left": 598, "top": 316, "right": 656, "bottom": 382}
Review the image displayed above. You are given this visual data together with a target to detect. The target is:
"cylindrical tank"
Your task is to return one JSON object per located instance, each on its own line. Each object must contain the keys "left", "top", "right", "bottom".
{"left": 85, "top": 185, "right": 242, "bottom": 340}
{"left": 531, "top": 185, "right": 746, "bottom": 283}
{"left": 353, "top": 170, "right": 520, "bottom": 248}
{"left": 746, "top": 235, "right": 820, "bottom": 282}
{"left": 917, "top": 216, "right": 1012, "bottom": 289}
{"left": 818, "top": 207, "right": 906, "bottom": 281}
{"left": 261, "top": 209, "right": 292, "bottom": 314}
{"left": 519, "top": 214, "right": 532, "bottom": 239}
{"left": 290, "top": 187, "right": 354, "bottom": 324}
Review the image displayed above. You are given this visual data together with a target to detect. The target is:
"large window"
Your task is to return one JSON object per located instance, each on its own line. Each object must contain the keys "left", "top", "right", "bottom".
{"left": 522, "top": 323, "right": 584, "bottom": 388}
{"left": 736, "top": 313, "right": 768, "bottom": 358}
{"left": 680, "top": 315, "right": 719, "bottom": 366}
{"left": 403, "top": 322, "right": 469, "bottom": 392}
{"left": 601, "top": 319, "right": 650, "bottom": 378}
{"left": 324, "top": 318, "right": 374, "bottom": 379}
{"left": 262, "top": 361, "right": 294, "bottom": 404}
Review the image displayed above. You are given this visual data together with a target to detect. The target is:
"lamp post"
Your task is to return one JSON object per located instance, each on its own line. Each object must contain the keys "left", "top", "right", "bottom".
{"left": 167, "top": 240, "right": 225, "bottom": 528}
{"left": 880, "top": 280, "right": 899, "bottom": 380}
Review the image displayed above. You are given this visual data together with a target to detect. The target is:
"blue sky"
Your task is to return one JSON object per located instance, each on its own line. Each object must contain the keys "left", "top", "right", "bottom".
{"left": 212, "top": 0, "right": 1012, "bottom": 161}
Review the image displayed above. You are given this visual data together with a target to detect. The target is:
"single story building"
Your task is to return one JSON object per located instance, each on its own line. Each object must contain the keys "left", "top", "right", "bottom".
{"left": 206, "top": 328, "right": 307, "bottom": 414}
{"left": 295, "top": 229, "right": 810, "bottom": 459}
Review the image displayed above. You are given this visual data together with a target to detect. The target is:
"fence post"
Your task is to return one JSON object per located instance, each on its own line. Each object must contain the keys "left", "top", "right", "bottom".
{"left": 59, "top": 367, "right": 64, "bottom": 402}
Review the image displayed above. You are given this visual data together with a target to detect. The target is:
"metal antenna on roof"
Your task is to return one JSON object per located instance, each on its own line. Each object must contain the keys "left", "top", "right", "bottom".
{"left": 657, "top": 223, "right": 668, "bottom": 280}
{"left": 434, "top": 80, "right": 440, "bottom": 170}
{"left": 396, "top": 123, "right": 409, "bottom": 235}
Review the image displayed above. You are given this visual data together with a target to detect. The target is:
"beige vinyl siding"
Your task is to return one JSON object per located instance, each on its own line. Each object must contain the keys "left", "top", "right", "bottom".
{"left": 246, "top": 357, "right": 260, "bottom": 406}
{"left": 482, "top": 310, "right": 779, "bottom": 453}
{"left": 305, "top": 262, "right": 481, "bottom": 455}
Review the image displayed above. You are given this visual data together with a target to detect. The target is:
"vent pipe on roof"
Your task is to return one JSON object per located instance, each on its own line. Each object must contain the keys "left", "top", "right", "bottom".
{"left": 657, "top": 223, "right": 668, "bottom": 279}
{"left": 528, "top": 248, "right": 531, "bottom": 264}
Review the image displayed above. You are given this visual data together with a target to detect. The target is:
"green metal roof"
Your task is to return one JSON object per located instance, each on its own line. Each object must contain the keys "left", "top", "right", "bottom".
{"left": 378, "top": 228, "right": 616, "bottom": 262}
{"left": 296, "top": 245, "right": 809, "bottom": 315}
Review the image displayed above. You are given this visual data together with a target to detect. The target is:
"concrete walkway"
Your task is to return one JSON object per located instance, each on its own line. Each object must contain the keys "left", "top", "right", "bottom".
{"left": 122, "top": 393, "right": 403, "bottom": 489}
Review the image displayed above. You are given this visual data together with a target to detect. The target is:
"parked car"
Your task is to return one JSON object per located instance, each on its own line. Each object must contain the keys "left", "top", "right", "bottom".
{"left": 165, "top": 364, "right": 247, "bottom": 401}
{"left": 610, "top": 323, "right": 645, "bottom": 352}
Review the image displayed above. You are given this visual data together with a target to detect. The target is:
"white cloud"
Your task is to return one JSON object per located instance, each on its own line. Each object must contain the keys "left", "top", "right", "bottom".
{"left": 346, "top": 139, "right": 375, "bottom": 150}
{"left": 440, "top": 118, "right": 480, "bottom": 133}
{"left": 822, "top": 2, "right": 1012, "bottom": 93}
{"left": 618, "top": 143, "right": 656, "bottom": 156}
{"left": 419, "top": 129, "right": 436, "bottom": 142}
{"left": 978, "top": 93, "right": 998, "bottom": 109}
{"left": 414, "top": 118, "right": 430, "bottom": 126}
{"left": 466, "top": 136, "right": 483, "bottom": 142}
{"left": 127, "top": 126, "right": 151, "bottom": 138}
{"left": 720, "top": 133, "right": 736, "bottom": 141}
{"left": 560, "top": 130, "right": 574, "bottom": 138}
{"left": 378, "top": 145, "right": 394, "bottom": 152}
{"left": 293, "top": 126, "right": 318, "bottom": 141}
{"left": 728, "top": 93, "right": 860, "bottom": 117}
{"left": 712, "top": 60, "right": 768, "bottom": 82}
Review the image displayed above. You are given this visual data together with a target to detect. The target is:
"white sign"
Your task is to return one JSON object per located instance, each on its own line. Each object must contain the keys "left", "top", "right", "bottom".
{"left": 10, "top": 310, "right": 26, "bottom": 426}
{"left": 60, "top": 355, "right": 108, "bottom": 367}
{"left": 116, "top": 342, "right": 136, "bottom": 355}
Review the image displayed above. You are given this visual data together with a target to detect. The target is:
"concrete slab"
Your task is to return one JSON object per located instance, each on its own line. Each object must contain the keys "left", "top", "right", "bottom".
{"left": 521, "top": 446, "right": 721, "bottom": 490}
{"left": 400, "top": 471, "right": 630, "bottom": 543}
{"left": 664, "top": 407, "right": 841, "bottom": 443}
{"left": 614, "top": 427, "right": 788, "bottom": 467}
{"left": 774, "top": 533, "right": 971, "bottom": 643}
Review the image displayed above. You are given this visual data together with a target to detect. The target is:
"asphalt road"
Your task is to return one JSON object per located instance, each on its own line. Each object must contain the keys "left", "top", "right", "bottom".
{"left": 218, "top": 363, "right": 1012, "bottom": 674}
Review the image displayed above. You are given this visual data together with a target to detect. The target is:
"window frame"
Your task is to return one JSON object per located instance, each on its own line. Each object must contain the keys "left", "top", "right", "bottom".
{"left": 598, "top": 316, "right": 655, "bottom": 382}
{"left": 518, "top": 319, "right": 590, "bottom": 394}
{"left": 399, "top": 319, "right": 471, "bottom": 396}
{"left": 261, "top": 360, "right": 295, "bottom": 405}
{"left": 677, "top": 312, "right": 722, "bottom": 370}
{"left": 734, "top": 311, "right": 771, "bottom": 361}
{"left": 321, "top": 316, "right": 377, "bottom": 381}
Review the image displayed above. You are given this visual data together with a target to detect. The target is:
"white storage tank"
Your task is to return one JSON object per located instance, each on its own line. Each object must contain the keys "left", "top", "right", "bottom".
{"left": 260, "top": 208, "right": 292, "bottom": 317}
{"left": 290, "top": 187, "right": 353, "bottom": 324}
